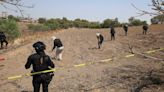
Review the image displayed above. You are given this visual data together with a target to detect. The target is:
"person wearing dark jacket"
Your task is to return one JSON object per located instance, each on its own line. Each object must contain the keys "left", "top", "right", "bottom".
{"left": 51, "top": 36, "right": 64, "bottom": 61}
{"left": 0, "top": 32, "right": 8, "bottom": 49}
{"left": 123, "top": 24, "right": 128, "bottom": 36}
{"left": 110, "top": 26, "right": 116, "bottom": 40}
{"left": 143, "top": 25, "right": 148, "bottom": 35}
{"left": 96, "top": 33, "right": 104, "bottom": 49}
{"left": 25, "top": 41, "right": 55, "bottom": 92}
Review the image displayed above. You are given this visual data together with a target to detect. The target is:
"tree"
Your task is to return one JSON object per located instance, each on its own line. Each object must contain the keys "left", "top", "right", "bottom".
{"left": 45, "top": 19, "right": 60, "bottom": 30}
{"left": 89, "top": 22, "right": 101, "bottom": 28}
{"left": 151, "top": 14, "right": 164, "bottom": 24}
{"left": 0, "top": 0, "right": 33, "bottom": 16}
{"left": 60, "top": 17, "right": 70, "bottom": 29}
{"left": 128, "top": 17, "right": 135, "bottom": 23}
{"left": 7, "top": 15, "right": 18, "bottom": 21}
{"left": 38, "top": 18, "right": 46, "bottom": 24}
{"left": 101, "top": 18, "right": 121, "bottom": 28}
{"left": 128, "top": 17, "right": 147, "bottom": 26}
{"left": 132, "top": 0, "right": 164, "bottom": 16}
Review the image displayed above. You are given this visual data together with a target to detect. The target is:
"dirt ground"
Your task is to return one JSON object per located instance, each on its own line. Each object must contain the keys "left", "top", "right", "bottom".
{"left": 0, "top": 24, "right": 164, "bottom": 92}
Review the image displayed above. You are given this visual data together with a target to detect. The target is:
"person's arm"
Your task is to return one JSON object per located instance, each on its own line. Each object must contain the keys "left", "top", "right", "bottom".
{"left": 25, "top": 56, "right": 32, "bottom": 69}
{"left": 52, "top": 41, "right": 56, "bottom": 51}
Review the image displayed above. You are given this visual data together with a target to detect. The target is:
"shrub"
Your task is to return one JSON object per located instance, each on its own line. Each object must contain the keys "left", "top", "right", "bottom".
{"left": 0, "top": 19, "right": 21, "bottom": 40}
{"left": 28, "top": 24, "right": 50, "bottom": 31}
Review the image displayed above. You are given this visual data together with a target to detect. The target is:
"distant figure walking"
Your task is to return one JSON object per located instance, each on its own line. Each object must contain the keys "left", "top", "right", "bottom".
{"left": 123, "top": 24, "right": 128, "bottom": 36}
{"left": 0, "top": 32, "right": 8, "bottom": 49}
{"left": 110, "top": 26, "right": 116, "bottom": 40}
{"left": 143, "top": 24, "right": 148, "bottom": 35}
{"left": 51, "top": 36, "right": 64, "bottom": 61}
{"left": 96, "top": 33, "right": 104, "bottom": 49}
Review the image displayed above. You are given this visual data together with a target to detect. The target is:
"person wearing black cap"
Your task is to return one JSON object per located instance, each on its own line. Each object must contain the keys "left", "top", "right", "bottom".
{"left": 25, "top": 41, "right": 55, "bottom": 92}
{"left": 96, "top": 33, "right": 104, "bottom": 49}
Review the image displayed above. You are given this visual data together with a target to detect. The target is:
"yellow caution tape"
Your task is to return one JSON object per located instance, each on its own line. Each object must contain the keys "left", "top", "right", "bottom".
{"left": 8, "top": 69, "right": 56, "bottom": 80}
{"left": 56, "top": 68, "right": 65, "bottom": 71}
{"left": 145, "top": 48, "right": 164, "bottom": 54}
{"left": 100, "top": 58, "right": 112, "bottom": 62}
{"left": 125, "top": 54, "right": 135, "bottom": 58}
{"left": 158, "top": 48, "right": 164, "bottom": 51}
{"left": 74, "top": 63, "right": 86, "bottom": 67}
{"left": 8, "top": 75, "right": 22, "bottom": 80}
{"left": 42, "top": 69, "right": 56, "bottom": 73}
{"left": 7, "top": 47, "right": 164, "bottom": 80}
{"left": 146, "top": 50, "right": 157, "bottom": 54}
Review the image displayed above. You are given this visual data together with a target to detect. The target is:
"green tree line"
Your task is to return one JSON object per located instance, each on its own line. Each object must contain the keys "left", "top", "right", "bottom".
{"left": 0, "top": 14, "right": 163, "bottom": 40}
{"left": 31, "top": 17, "right": 147, "bottom": 31}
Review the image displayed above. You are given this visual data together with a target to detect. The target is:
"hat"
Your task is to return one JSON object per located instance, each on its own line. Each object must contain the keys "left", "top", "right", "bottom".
{"left": 33, "top": 41, "right": 46, "bottom": 52}
{"left": 51, "top": 36, "right": 56, "bottom": 40}
{"left": 96, "top": 33, "right": 100, "bottom": 36}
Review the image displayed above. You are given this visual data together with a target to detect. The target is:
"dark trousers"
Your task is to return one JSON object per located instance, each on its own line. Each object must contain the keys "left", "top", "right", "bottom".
{"left": 111, "top": 34, "right": 115, "bottom": 40}
{"left": 98, "top": 40, "right": 103, "bottom": 49}
{"left": 125, "top": 30, "right": 128, "bottom": 36}
{"left": 1, "top": 39, "right": 8, "bottom": 48}
{"left": 143, "top": 30, "right": 147, "bottom": 35}
{"left": 33, "top": 74, "right": 52, "bottom": 92}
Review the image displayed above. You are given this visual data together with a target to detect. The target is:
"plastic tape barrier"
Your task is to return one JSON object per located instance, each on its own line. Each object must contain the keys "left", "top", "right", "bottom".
{"left": 7, "top": 48, "right": 164, "bottom": 80}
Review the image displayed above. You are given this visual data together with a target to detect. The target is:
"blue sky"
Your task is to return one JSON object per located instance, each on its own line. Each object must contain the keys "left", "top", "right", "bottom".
{"left": 0, "top": 0, "right": 153, "bottom": 23}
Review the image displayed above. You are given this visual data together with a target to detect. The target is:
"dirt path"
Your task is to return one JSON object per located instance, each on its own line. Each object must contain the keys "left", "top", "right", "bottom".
{"left": 0, "top": 25, "right": 164, "bottom": 92}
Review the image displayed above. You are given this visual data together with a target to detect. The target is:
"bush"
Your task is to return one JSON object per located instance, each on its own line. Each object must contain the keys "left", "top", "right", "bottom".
{"left": 28, "top": 24, "right": 50, "bottom": 31}
{"left": 0, "top": 19, "right": 21, "bottom": 40}
{"left": 128, "top": 17, "right": 147, "bottom": 26}
{"left": 45, "top": 19, "right": 60, "bottom": 30}
{"left": 89, "top": 22, "right": 101, "bottom": 28}
{"left": 38, "top": 18, "right": 46, "bottom": 24}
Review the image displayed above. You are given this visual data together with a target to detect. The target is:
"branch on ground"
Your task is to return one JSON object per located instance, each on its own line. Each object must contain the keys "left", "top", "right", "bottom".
{"left": 128, "top": 43, "right": 134, "bottom": 54}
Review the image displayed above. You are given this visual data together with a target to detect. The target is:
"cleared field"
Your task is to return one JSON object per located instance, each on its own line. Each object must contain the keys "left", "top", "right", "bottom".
{"left": 0, "top": 24, "right": 164, "bottom": 92}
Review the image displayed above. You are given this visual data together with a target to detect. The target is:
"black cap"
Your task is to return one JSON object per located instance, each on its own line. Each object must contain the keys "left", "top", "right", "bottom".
{"left": 33, "top": 41, "right": 46, "bottom": 52}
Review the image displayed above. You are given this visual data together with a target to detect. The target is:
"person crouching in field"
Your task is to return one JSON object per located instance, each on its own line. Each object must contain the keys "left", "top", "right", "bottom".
{"left": 51, "top": 36, "right": 64, "bottom": 61}
{"left": 96, "top": 33, "right": 104, "bottom": 49}
{"left": 0, "top": 32, "right": 8, "bottom": 49}
{"left": 143, "top": 24, "right": 148, "bottom": 35}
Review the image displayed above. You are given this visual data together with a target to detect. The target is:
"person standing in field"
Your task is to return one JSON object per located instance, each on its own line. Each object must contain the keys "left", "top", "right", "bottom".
{"left": 110, "top": 26, "right": 116, "bottom": 40}
{"left": 143, "top": 24, "right": 148, "bottom": 35}
{"left": 25, "top": 41, "right": 55, "bottom": 92}
{"left": 123, "top": 24, "right": 128, "bottom": 36}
